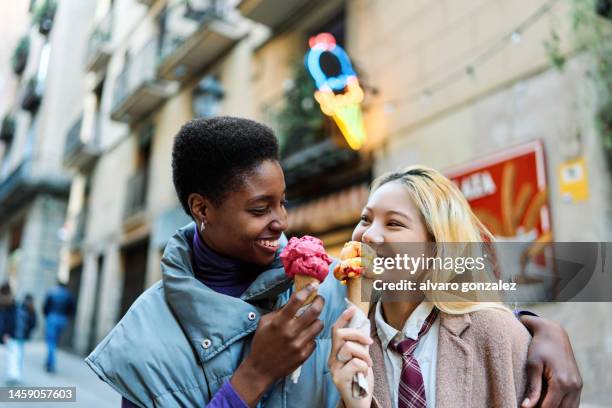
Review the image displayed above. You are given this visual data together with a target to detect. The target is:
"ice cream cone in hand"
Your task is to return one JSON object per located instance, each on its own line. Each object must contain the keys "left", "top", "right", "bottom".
{"left": 334, "top": 241, "right": 376, "bottom": 315}
{"left": 333, "top": 241, "right": 376, "bottom": 399}
{"left": 281, "top": 235, "right": 332, "bottom": 305}
{"left": 293, "top": 274, "right": 320, "bottom": 305}
{"left": 280, "top": 235, "right": 332, "bottom": 383}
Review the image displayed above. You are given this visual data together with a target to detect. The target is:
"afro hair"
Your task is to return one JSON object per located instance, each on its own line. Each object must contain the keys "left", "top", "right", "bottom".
{"left": 171, "top": 116, "right": 279, "bottom": 216}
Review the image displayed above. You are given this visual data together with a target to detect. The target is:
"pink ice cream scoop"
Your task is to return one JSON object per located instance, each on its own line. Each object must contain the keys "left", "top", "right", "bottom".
{"left": 280, "top": 236, "right": 332, "bottom": 282}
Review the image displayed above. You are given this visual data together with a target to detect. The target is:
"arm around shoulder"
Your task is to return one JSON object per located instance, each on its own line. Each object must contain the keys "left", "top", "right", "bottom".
{"left": 469, "top": 307, "right": 531, "bottom": 404}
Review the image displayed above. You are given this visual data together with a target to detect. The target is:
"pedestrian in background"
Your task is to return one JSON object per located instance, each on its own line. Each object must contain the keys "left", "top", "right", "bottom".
{"left": 43, "top": 281, "right": 75, "bottom": 373}
{"left": 6, "top": 294, "right": 37, "bottom": 384}
{"left": 0, "top": 282, "right": 17, "bottom": 385}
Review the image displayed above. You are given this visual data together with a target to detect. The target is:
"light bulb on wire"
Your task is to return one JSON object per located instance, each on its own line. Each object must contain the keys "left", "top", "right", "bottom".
{"left": 420, "top": 90, "right": 432, "bottom": 105}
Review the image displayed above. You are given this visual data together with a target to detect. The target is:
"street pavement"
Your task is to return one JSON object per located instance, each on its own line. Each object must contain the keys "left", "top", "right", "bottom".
{"left": 0, "top": 341, "right": 121, "bottom": 407}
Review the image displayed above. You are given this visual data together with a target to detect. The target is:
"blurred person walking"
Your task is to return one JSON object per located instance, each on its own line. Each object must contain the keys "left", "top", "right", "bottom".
{"left": 43, "top": 281, "right": 75, "bottom": 373}
{"left": 0, "top": 282, "right": 17, "bottom": 385}
{"left": 6, "top": 294, "right": 37, "bottom": 384}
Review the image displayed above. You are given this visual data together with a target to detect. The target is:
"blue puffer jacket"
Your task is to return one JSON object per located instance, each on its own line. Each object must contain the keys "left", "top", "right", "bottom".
{"left": 86, "top": 223, "right": 347, "bottom": 407}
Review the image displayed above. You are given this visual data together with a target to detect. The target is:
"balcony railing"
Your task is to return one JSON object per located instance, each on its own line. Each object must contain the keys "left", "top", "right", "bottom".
{"left": 20, "top": 78, "right": 43, "bottom": 114}
{"left": 0, "top": 158, "right": 70, "bottom": 218}
{"left": 0, "top": 161, "right": 30, "bottom": 215}
{"left": 33, "top": 0, "right": 57, "bottom": 36}
{"left": 123, "top": 167, "right": 148, "bottom": 219}
{"left": 0, "top": 115, "right": 16, "bottom": 145}
{"left": 62, "top": 114, "right": 101, "bottom": 172}
{"left": 11, "top": 36, "right": 30, "bottom": 76}
{"left": 238, "top": 0, "right": 311, "bottom": 29}
{"left": 281, "top": 138, "right": 359, "bottom": 186}
{"left": 157, "top": 0, "right": 247, "bottom": 82}
{"left": 86, "top": 10, "right": 113, "bottom": 73}
{"left": 136, "top": 0, "right": 156, "bottom": 6}
{"left": 110, "top": 39, "right": 176, "bottom": 124}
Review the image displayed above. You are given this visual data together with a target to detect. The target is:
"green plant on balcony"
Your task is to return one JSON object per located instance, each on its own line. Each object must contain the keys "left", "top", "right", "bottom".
{"left": 20, "top": 78, "right": 42, "bottom": 113}
{"left": 32, "top": 0, "right": 57, "bottom": 36}
{"left": 11, "top": 36, "right": 30, "bottom": 76}
{"left": 1, "top": 115, "right": 16, "bottom": 144}
{"left": 275, "top": 62, "right": 325, "bottom": 158}
{"left": 545, "top": 0, "right": 612, "bottom": 168}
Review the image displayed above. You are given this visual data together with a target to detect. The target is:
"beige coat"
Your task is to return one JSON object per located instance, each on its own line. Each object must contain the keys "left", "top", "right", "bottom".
{"left": 341, "top": 307, "right": 531, "bottom": 408}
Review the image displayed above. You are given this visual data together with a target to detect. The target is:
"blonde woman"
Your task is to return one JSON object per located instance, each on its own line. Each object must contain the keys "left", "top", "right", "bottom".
{"left": 329, "top": 166, "right": 566, "bottom": 408}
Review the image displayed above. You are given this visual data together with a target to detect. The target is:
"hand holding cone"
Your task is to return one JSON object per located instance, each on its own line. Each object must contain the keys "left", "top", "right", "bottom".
{"left": 333, "top": 241, "right": 376, "bottom": 400}
{"left": 280, "top": 235, "right": 332, "bottom": 383}
{"left": 333, "top": 241, "right": 376, "bottom": 315}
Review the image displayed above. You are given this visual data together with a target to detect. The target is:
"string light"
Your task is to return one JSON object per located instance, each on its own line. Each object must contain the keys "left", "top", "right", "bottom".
{"left": 383, "top": 102, "right": 396, "bottom": 113}
{"left": 465, "top": 65, "right": 476, "bottom": 80}
{"left": 420, "top": 89, "right": 433, "bottom": 105}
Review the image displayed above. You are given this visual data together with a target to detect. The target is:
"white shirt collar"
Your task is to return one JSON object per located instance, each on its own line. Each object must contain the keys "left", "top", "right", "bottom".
{"left": 375, "top": 301, "right": 435, "bottom": 350}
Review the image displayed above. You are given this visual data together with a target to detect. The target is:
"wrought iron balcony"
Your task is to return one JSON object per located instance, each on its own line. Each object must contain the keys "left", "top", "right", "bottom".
{"left": 0, "top": 115, "right": 16, "bottom": 145}
{"left": 157, "top": 0, "right": 247, "bottom": 82}
{"left": 20, "top": 78, "right": 43, "bottom": 114}
{"left": 11, "top": 36, "right": 29, "bottom": 76}
{"left": 238, "top": 0, "right": 311, "bottom": 29}
{"left": 110, "top": 39, "right": 176, "bottom": 124}
{"left": 0, "top": 158, "right": 70, "bottom": 219}
{"left": 86, "top": 10, "right": 113, "bottom": 73}
{"left": 281, "top": 138, "right": 359, "bottom": 186}
{"left": 62, "top": 114, "right": 101, "bottom": 172}
{"left": 33, "top": 0, "right": 57, "bottom": 36}
{"left": 136, "top": 0, "right": 156, "bottom": 6}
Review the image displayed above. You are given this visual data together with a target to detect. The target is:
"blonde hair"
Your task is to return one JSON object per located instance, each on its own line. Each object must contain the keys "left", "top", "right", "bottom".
{"left": 371, "top": 165, "right": 509, "bottom": 315}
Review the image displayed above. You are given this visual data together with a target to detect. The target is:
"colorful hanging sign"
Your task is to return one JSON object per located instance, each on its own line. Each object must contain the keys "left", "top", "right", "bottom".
{"left": 305, "top": 33, "right": 366, "bottom": 150}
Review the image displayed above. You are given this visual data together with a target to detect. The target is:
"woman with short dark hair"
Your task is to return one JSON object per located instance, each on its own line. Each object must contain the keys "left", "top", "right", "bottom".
{"left": 86, "top": 117, "right": 581, "bottom": 408}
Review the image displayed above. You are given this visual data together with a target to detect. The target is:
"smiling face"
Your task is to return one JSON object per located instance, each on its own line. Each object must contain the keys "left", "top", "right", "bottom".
{"left": 352, "top": 180, "right": 432, "bottom": 283}
{"left": 352, "top": 181, "right": 430, "bottom": 245}
{"left": 190, "top": 159, "right": 288, "bottom": 266}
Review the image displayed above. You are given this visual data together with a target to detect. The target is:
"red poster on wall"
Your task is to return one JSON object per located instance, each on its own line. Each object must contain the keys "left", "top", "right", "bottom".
{"left": 446, "top": 140, "right": 551, "bottom": 243}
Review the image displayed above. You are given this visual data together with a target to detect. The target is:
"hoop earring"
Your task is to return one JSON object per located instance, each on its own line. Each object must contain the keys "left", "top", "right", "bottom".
{"left": 200, "top": 221, "right": 206, "bottom": 232}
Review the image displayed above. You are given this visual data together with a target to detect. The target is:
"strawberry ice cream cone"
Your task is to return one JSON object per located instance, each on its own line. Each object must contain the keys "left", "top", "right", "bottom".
{"left": 280, "top": 235, "right": 333, "bottom": 383}
{"left": 294, "top": 274, "right": 320, "bottom": 305}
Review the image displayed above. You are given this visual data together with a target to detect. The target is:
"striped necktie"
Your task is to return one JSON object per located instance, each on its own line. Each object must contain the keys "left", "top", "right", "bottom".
{"left": 389, "top": 307, "right": 439, "bottom": 408}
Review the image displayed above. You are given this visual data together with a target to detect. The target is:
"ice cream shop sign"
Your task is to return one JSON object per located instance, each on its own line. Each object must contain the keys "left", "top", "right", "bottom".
{"left": 305, "top": 33, "right": 366, "bottom": 150}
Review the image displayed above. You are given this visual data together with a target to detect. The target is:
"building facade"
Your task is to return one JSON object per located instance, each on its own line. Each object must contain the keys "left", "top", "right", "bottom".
{"left": 0, "top": 0, "right": 96, "bottom": 339}
{"left": 1, "top": 0, "right": 610, "bottom": 404}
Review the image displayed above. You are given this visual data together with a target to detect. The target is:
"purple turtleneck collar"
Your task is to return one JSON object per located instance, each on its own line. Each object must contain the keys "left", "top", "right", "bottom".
{"left": 191, "top": 229, "right": 263, "bottom": 298}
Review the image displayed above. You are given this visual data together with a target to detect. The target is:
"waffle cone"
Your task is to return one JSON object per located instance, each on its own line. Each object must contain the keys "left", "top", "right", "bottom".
{"left": 294, "top": 274, "right": 320, "bottom": 305}
{"left": 347, "top": 278, "right": 370, "bottom": 315}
